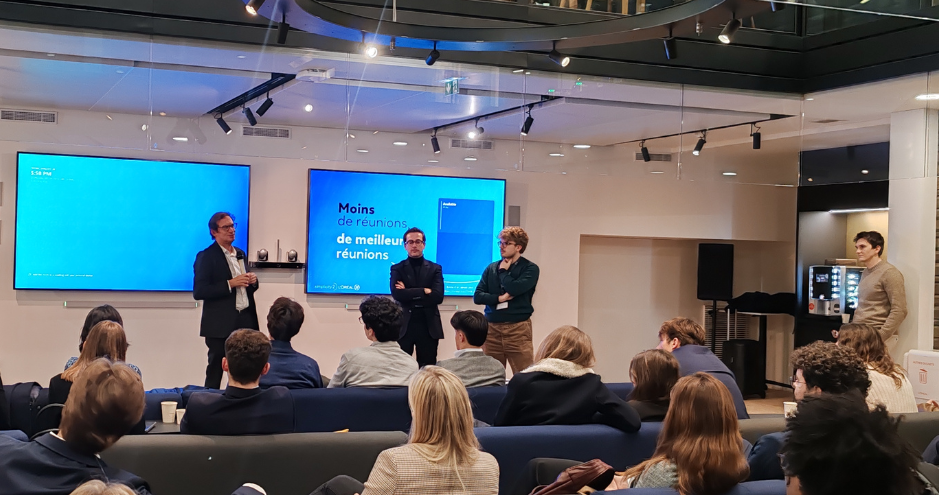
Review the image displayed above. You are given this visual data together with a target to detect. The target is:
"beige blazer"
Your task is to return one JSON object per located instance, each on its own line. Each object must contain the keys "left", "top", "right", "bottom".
{"left": 362, "top": 444, "right": 499, "bottom": 495}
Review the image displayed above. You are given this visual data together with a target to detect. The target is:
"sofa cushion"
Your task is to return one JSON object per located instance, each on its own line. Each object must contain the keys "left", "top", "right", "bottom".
{"left": 101, "top": 431, "right": 408, "bottom": 495}
{"left": 738, "top": 416, "right": 786, "bottom": 445}
{"left": 467, "top": 386, "right": 508, "bottom": 425}
{"left": 477, "top": 423, "right": 661, "bottom": 495}
{"left": 292, "top": 387, "right": 411, "bottom": 432}
{"left": 598, "top": 480, "right": 786, "bottom": 495}
{"left": 606, "top": 383, "right": 635, "bottom": 401}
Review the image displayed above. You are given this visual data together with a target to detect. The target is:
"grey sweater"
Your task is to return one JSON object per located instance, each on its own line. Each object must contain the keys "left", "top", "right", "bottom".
{"left": 436, "top": 349, "right": 506, "bottom": 388}
{"left": 854, "top": 260, "right": 908, "bottom": 340}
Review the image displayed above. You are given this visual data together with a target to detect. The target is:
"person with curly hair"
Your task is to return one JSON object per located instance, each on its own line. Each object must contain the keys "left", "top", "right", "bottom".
{"left": 328, "top": 296, "right": 418, "bottom": 388}
{"left": 837, "top": 323, "right": 916, "bottom": 413}
{"left": 259, "top": 297, "right": 323, "bottom": 389}
{"left": 779, "top": 392, "right": 928, "bottom": 495}
{"left": 747, "top": 341, "right": 872, "bottom": 481}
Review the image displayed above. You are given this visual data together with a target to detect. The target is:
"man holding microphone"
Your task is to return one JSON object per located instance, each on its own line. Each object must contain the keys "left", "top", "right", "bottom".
{"left": 193, "top": 212, "right": 260, "bottom": 389}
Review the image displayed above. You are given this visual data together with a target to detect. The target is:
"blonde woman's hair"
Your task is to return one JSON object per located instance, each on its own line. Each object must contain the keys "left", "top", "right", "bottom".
{"left": 62, "top": 321, "right": 128, "bottom": 382}
{"left": 408, "top": 366, "right": 480, "bottom": 468}
{"left": 70, "top": 480, "right": 137, "bottom": 495}
{"left": 535, "top": 325, "right": 595, "bottom": 368}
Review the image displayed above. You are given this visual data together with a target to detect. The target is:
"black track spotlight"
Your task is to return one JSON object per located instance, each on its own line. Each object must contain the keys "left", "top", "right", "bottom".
{"left": 245, "top": 0, "right": 265, "bottom": 16}
{"left": 244, "top": 107, "right": 257, "bottom": 126}
{"left": 468, "top": 121, "right": 484, "bottom": 139}
{"left": 663, "top": 37, "right": 677, "bottom": 60}
{"left": 640, "top": 141, "right": 651, "bottom": 162}
{"left": 256, "top": 97, "right": 274, "bottom": 117}
{"left": 426, "top": 42, "right": 440, "bottom": 66}
{"left": 216, "top": 116, "right": 232, "bottom": 135}
{"left": 431, "top": 132, "right": 441, "bottom": 154}
{"left": 718, "top": 18, "right": 741, "bottom": 44}
{"left": 693, "top": 134, "right": 707, "bottom": 156}
{"left": 548, "top": 42, "right": 570, "bottom": 67}
{"left": 277, "top": 17, "right": 289, "bottom": 45}
{"left": 521, "top": 105, "right": 534, "bottom": 136}
{"left": 751, "top": 124, "right": 761, "bottom": 150}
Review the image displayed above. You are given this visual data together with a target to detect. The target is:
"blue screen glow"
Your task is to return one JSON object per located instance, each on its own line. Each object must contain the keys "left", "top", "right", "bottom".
{"left": 306, "top": 170, "right": 505, "bottom": 296}
{"left": 15, "top": 153, "right": 250, "bottom": 291}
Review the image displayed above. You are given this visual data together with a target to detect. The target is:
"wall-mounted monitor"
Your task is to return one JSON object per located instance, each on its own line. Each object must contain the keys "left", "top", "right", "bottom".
{"left": 306, "top": 169, "right": 506, "bottom": 296}
{"left": 15, "top": 153, "right": 250, "bottom": 291}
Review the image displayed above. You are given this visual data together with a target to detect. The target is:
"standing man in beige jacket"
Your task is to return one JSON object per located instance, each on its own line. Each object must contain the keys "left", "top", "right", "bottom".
{"left": 850, "top": 231, "right": 907, "bottom": 348}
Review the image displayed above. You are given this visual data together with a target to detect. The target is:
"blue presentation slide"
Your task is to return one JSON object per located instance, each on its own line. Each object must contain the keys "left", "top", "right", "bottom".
{"left": 15, "top": 153, "right": 250, "bottom": 291}
{"left": 306, "top": 170, "right": 505, "bottom": 296}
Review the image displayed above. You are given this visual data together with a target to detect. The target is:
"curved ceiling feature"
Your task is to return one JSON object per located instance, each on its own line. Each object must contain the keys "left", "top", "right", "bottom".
{"left": 249, "top": 0, "right": 772, "bottom": 51}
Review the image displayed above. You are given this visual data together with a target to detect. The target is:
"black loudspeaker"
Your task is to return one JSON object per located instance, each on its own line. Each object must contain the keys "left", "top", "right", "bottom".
{"left": 722, "top": 339, "right": 766, "bottom": 398}
{"left": 697, "top": 243, "right": 734, "bottom": 301}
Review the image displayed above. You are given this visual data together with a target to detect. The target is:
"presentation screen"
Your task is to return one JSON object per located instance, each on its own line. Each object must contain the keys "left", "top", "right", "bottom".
{"left": 15, "top": 153, "right": 250, "bottom": 291}
{"left": 306, "top": 169, "right": 505, "bottom": 296}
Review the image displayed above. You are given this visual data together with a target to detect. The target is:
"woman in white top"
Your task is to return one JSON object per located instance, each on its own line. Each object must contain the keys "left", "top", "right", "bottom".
{"left": 838, "top": 323, "right": 917, "bottom": 413}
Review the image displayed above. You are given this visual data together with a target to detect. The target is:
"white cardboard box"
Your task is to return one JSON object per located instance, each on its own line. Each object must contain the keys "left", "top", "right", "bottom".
{"left": 905, "top": 349, "right": 939, "bottom": 404}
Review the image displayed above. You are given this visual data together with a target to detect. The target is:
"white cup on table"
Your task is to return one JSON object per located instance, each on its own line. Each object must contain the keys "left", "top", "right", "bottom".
{"left": 160, "top": 401, "right": 177, "bottom": 423}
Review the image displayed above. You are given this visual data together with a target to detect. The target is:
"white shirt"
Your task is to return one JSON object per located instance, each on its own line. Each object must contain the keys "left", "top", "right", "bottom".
{"left": 219, "top": 242, "right": 249, "bottom": 312}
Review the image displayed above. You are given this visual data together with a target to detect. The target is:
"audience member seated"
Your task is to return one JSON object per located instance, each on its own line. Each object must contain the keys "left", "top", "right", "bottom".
{"left": 657, "top": 317, "right": 750, "bottom": 419}
{"left": 436, "top": 310, "right": 506, "bottom": 388}
{"left": 779, "top": 392, "right": 933, "bottom": 495}
{"left": 0, "top": 359, "right": 151, "bottom": 495}
{"left": 328, "top": 296, "right": 418, "bottom": 388}
{"left": 748, "top": 341, "right": 871, "bottom": 481}
{"left": 838, "top": 323, "right": 917, "bottom": 413}
{"left": 48, "top": 322, "right": 137, "bottom": 432}
{"left": 307, "top": 366, "right": 499, "bottom": 495}
{"left": 182, "top": 329, "right": 294, "bottom": 435}
{"left": 65, "top": 305, "right": 141, "bottom": 377}
{"left": 626, "top": 349, "right": 680, "bottom": 421}
{"left": 70, "top": 480, "right": 266, "bottom": 495}
{"left": 515, "top": 372, "right": 748, "bottom": 495}
{"left": 493, "top": 325, "right": 640, "bottom": 433}
{"left": 259, "top": 297, "right": 323, "bottom": 389}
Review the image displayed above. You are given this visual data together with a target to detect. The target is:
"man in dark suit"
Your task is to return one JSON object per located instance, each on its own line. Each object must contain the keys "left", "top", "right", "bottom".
{"left": 181, "top": 330, "right": 295, "bottom": 436}
{"left": 390, "top": 227, "right": 444, "bottom": 368}
{"left": 0, "top": 359, "right": 151, "bottom": 495}
{"left": 194, "top": 212, "right": 260, "bottom": 389}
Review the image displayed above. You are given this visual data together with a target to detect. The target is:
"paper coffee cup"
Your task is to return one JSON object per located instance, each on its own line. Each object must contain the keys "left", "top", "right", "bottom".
{"left": 161, "top": 401, "right": 177, "bottom": 423}
{"left": 783, "top": 401, "right": 797, "bottom": 418}
{"left": 176, "top": 409, "right": 186, "bottom": 425}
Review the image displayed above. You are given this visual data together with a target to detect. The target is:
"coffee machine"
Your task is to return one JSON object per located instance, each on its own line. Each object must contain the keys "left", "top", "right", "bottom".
{"left": 807, "top": 265, "right": 864, "bottom": 316}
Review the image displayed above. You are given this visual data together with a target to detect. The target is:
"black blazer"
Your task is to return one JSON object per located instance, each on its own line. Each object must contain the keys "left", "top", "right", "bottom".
{"left": 494, "top": 372, "right": 641, "bottom": 433}
{"left": 390, "top": 258, "right": 445, "bottom": 339}
{"left": 0, "top": 433, "right": 151, "bottom": 495}
{"left": 193, "top": 242, "right": 260, "bottom": 338}
{"left": 180, "top": 386, "right": 295, "bottom": 435}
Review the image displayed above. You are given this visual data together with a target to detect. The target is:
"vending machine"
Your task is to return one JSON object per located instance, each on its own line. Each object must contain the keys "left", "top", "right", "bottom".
{"left": 808, "top": 265, "right": 864, "bottom": 316}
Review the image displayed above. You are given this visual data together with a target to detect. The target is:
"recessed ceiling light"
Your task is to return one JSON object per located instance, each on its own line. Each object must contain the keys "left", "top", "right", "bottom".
{"left": 46, "top": 53, "right": 55, "bottom": 57}
{"left": 524, "top": 71, "right": 531, "bottom": 75}
{"left": 373, "top": 130, "right": 380, "bottom": 135}
{"left": 573, "top": 144, "right": 591, "bottom": 149}
{"left": 116, "top": 70, "right": 124, "bottom": 74}
{"left": 159, "top": 112, "right": 166, "bottom": 116}
{"left": 428, "top": 160, "right": 439, "bottom": 163}
{"left": 807, "top": 178, "right": 814, "bottom": 182}
{"left": 464, "top": 156, "right": 477, "bottom": 161}
{"left": 172, "top": 136, "right": 189, "bottom": 142}
{"left": 513, "top": 69, "right": 524, "bottom": 73}
{"left": 805, "top": 97, "right": 814, "bottom": 101}
{"left": 722, "top": 172, "right": 737, "bottom": 176}
{"left": 861, "top": 169, "right": 869, "bottom": 174}
{"left": 141, "top": 124, "right": 148, "bottom": 131}
{"left": 348, "top": 133, "right": 355, "bottom": 139}
{"left": 393, "top": 141, "right": 408, "bottom": 146}
{"left": 304, "top": 104, "right": 313, "bottom": 112}
{"left": 549, "top": 153, "right": 564, "bottom": 157}
{"left": 237, "top": 55, "right": 247, "bottom": 59}
{"left": 356, "top": 149, "right": 369, "bottom": 153}
{"left": 106, "top": 115, "right": 112, "bottom": 120}
{"left": 916, "top": 94, "right": 939, "bottom": 101}
{"left": 650, "top": 171, "right": 665, "bottom": 174}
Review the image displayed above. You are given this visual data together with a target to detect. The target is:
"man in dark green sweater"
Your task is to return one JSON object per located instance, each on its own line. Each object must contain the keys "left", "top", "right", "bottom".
{"left": 473, "top": 227, "right": 540, "bottom": 373}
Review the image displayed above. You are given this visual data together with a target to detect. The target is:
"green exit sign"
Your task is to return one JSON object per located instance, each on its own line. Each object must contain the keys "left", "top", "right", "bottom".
{"left": 444, "top": 78, "right": 460, "bottom": 96}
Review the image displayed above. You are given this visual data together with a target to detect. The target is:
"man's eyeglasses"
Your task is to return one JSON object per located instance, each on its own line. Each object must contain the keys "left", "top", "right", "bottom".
{"left": 789, "top": 375, "right": 805, "bottom": 387}
{"left": 405, "top": 240, "right": 425, "bottom": 246}
{"left": 498, "top": 241, "right": 516, "bottom": 247}
{"left": 217, "top": 223, "right": 237, "bottom": 231}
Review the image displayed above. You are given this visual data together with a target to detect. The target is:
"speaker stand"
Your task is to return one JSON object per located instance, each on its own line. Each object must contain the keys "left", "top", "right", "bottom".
{"left": 709, "top": 300, "right": 718, "bottom": 354}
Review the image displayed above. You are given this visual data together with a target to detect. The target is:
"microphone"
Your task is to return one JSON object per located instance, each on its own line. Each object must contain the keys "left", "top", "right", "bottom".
{"left": 236, "top": 251, "right": 244, "bottom": 260}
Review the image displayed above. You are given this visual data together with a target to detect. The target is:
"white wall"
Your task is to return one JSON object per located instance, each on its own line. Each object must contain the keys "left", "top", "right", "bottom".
{"left": 0, "top": 110, "right": 798, "bottom": 388}
{"left": 579, "top": 237, "right": 795, "bottom": 383}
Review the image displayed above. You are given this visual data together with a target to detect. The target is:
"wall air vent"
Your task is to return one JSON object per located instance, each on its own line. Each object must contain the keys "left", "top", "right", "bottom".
{"left": 634, "top": 152, "right": 672, "bottom": 162}
{"left": 1, "top": 109, "right": 57, "bottom": 123}
{"left": 451, "top": 139, "right": 494, "bottom": 150}
{"left": 243, "top": 126, "right": 290, "bottom": 138}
